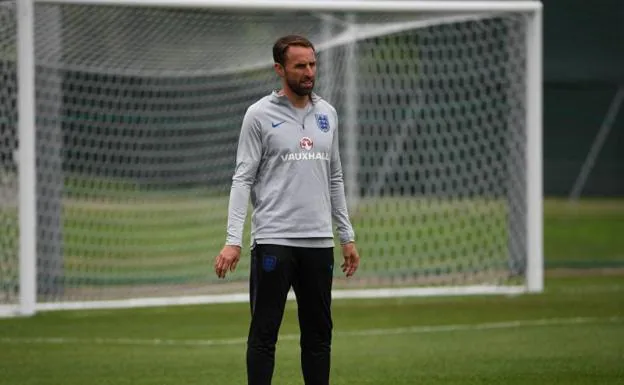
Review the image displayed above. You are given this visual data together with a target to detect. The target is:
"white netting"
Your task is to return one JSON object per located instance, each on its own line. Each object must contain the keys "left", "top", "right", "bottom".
{"left": 1, "top": 2, "right": 530, "bottom": 305}
{"left": 0, "top": 2, "right": 18, "bottom": 307}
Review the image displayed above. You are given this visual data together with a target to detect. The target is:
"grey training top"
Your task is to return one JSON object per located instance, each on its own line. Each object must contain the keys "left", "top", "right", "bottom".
{"left": 225, "top": 90, "right": 355, "bottom": 248}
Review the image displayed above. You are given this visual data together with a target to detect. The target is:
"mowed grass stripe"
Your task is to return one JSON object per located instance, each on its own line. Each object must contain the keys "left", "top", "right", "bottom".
{"left": 1, "top": 316, "right": 620, "bottom": 347}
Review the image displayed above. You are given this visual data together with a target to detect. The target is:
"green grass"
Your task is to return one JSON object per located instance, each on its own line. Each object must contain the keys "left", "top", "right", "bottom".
{"left": 43, "top": 196, "right": 624, "bottom": 276}
{"left": 0, "top": 274, "right": 622, "bottom": 385}
{"left": 544, "top": 199, "right": 624, "bottom": 267}
{"left": 62, "top": 196, "right": 514, "bottom": 282}
{"left": 1, "top": 198, "right": 623, "bottom": 384}
{"left": 1, "top": 198, "right": 623, "bottom": 287}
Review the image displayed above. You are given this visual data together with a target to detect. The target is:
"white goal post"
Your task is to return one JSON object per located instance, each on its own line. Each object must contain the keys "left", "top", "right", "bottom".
{"left": 1, "top": 0, "right": 542, "bottom": 317}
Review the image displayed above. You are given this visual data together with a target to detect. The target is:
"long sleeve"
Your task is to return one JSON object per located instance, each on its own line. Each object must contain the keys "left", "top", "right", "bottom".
{"left": 329, "top": 120, "right": 356, "bottom": 244}
{"left": 225, "top": 107, "right": 262, "bottom": 246}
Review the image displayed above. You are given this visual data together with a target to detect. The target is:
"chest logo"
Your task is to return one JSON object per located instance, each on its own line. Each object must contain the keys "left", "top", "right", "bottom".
{"left": 315, "top": 113, "right": 330, "bottom": 132}
{"left": 299, "top": 137, "right": 314, "bottom": 151}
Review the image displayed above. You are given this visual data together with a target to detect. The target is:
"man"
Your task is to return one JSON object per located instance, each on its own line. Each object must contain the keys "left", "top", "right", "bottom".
{"left": 214, "top": 35, "right": 360, "bottom": 385}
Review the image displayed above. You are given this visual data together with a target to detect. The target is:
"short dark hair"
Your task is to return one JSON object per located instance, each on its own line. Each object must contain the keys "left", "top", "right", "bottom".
{"left": 272, "top": 35, "right": 315, "bottom": 66}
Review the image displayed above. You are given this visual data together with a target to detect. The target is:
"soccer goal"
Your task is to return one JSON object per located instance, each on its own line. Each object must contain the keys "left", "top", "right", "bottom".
{"left": 0, "top": 0, "right": 543, "bottom": 317}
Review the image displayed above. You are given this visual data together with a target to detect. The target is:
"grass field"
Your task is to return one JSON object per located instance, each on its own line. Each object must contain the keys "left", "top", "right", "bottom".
{"left": 0, "top": 274, "right": 622, "bottom": 385}
{"left": 60, "top": 195, "right": 517, "bottom": 285}
{"left": 3, "top": 197, "right": 624, "bottom": 290}
{"left": 0, "top": 198, "right": 623, "bottom": 384}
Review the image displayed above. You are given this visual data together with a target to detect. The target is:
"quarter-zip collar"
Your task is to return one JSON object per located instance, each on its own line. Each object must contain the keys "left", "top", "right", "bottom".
{"left": 269, "top": 90, "right": 321, "bottom": 130}
{"left": 269, "top": 89, "right": 322, "bottom": 107}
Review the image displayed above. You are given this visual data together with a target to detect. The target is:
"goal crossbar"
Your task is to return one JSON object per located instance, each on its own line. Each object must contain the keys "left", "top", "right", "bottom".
{"left": 35, "top": 0, "right": 542, "bottom": 13}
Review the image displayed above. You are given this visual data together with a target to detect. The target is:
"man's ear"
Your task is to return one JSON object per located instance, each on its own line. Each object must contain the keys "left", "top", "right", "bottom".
{"left": 274, "top": 63, "right": 285, "bottom": 77}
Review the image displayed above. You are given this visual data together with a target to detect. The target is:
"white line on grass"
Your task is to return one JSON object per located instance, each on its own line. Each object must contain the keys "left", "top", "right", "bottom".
{"left": 1, "top": 316, "right": 621, "bottom": 347}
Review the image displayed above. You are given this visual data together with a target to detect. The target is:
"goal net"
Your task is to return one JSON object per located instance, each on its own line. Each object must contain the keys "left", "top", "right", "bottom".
{"left": 0, "top": 0, "right": 542, "bottom": 315}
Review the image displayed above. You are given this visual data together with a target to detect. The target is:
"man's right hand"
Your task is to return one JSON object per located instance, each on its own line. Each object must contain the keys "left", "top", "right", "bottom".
{"left": 214, "top": 245, "right": 241, "bottom": 279}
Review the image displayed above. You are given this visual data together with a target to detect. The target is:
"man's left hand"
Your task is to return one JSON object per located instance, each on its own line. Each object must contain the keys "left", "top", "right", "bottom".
{"left": 340, "top": 242, "right": 360, "bottom": 277}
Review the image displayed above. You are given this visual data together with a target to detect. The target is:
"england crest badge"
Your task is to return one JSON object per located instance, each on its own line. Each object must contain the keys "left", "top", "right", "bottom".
{"left": 262, "top": 255, "right": 277, "bottom": 272}
{"left": 315, "top": 113, "right": 330, "bottom": 133}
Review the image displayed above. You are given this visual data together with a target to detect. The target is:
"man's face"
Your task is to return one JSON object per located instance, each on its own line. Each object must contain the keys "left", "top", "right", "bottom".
{"left": 278, "top": 46, "right": 316, "bottom": 96}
